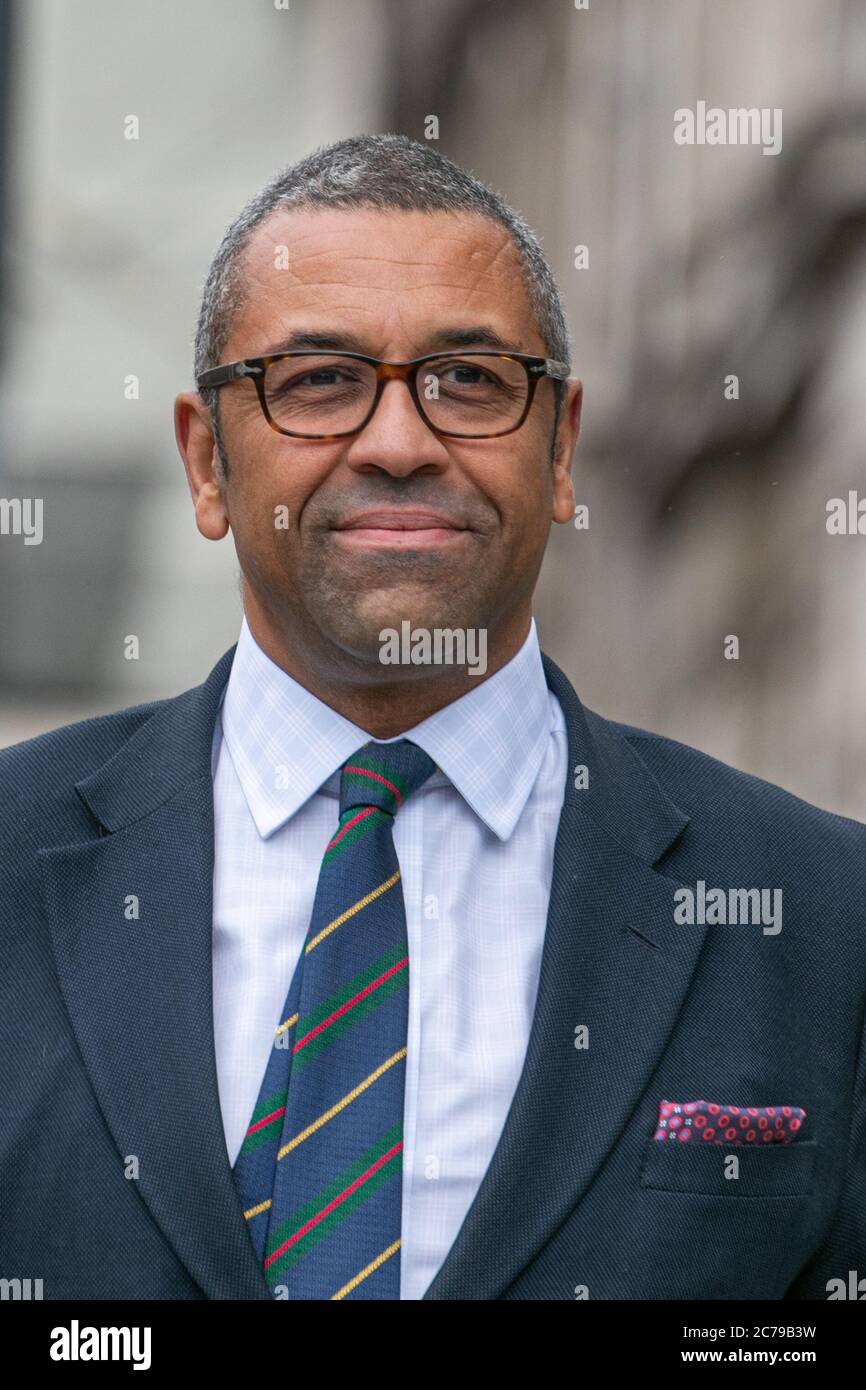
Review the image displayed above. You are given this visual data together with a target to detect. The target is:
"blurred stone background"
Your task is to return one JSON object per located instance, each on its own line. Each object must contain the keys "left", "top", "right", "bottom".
{"left": 0, "top": 0, "right": 864, "bottom": 817}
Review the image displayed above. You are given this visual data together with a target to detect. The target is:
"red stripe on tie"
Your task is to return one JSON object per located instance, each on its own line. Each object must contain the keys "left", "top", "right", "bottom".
{"left": 246, "top": 1105, "right": 286, "bottom": 1138}
{"left": 294, "top": 958, "right": 409, "bottom": 1053}
{"left": 342, "top": 765, "right": 404, "bottom": 808}
{"left": 262, "top": 1140, "right": 403, "bottom": 1270}
{"left": 326, "top": 806, "right": 377, "bottom": 852}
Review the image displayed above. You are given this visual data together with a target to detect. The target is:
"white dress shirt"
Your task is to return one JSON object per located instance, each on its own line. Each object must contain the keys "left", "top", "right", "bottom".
{"left": 210, "top": 612, "right": 567, "bottom": 1298}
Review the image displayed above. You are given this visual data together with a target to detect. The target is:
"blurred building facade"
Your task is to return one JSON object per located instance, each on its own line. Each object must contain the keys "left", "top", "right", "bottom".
{"left": 1, "top": 0, "right": 865, "bottom": 818}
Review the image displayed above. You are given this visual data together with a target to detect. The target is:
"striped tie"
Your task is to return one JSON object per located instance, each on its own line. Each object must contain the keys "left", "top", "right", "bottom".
{"left": 232, "top": 738, "right": 436, "bottom": 1300}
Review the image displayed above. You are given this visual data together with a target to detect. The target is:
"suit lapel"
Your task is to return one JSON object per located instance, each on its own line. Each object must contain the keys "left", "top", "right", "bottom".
{"left": 423, "top": 653, "right": 704, "bottom": 1299}
{"left": 37, "top": 644, "right": 272, "bottom": 1301}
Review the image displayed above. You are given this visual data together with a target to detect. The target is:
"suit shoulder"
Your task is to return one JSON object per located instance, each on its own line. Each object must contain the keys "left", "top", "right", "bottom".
{"left": 0, "top": 695, "right": 169, "bottom": 776}
{"left": 589, "top": 707, "right": 866, "bottom": 848}
{"left": 0, "top": 696, "right": 170, "bottom": 839}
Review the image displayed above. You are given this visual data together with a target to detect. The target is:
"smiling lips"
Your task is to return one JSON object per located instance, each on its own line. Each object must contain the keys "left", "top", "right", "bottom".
{"left": 331, "top": 509, "right": 471, "bottom": 548}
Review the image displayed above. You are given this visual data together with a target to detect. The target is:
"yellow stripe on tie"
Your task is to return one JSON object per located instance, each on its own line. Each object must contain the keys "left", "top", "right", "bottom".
{"left": 275, "top": 1011, "right": 298, "bottom": 1040}
{"left": 331, "top": 1239, "right": 402, "bottom": 1301}
{"left": 305, "top": 870, "right": 401, "bottom": 955}
{"left": 277, "top": 1048, "right": 408, "bottom": 1161}
{"left": 243, "top": 1197, "right": 272, "bottom": 1221}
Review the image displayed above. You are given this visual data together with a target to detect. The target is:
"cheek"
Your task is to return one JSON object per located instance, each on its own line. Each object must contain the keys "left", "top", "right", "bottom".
{"left": 226, "top": 477, "right": 291, "bottom": 577}
{"left": 497, "top": 446, "right": 551, "bottom": 539}
{"left": 230, "top": 445, "right": 313, "bottom": 543}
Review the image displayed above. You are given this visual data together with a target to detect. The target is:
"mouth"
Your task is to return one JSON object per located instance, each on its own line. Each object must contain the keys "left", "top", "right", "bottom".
{"left": 330, "top": 510, "right": 472, "bottom": 550}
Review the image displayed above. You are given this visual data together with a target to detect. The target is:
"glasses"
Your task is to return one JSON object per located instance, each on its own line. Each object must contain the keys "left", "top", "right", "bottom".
{"left": 196, "top": 349, "right": 569, "bottom": 440}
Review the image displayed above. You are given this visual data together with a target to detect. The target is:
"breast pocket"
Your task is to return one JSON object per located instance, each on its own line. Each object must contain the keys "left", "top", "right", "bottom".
{"left": 640, "top": 1138, "right": 818, "bottom": 1197}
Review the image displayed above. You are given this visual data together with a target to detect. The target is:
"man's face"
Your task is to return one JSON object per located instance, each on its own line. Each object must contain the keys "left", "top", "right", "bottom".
{"left": 181, "top": 206, "right": 580, "bottom": 673}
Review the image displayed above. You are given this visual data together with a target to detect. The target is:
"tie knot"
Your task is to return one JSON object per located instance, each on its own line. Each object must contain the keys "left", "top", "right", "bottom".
{"left": 339, "top": 738, "right": 437, "bottom": 818}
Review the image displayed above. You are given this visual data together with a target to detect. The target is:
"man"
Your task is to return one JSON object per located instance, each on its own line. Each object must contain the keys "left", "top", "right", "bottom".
{"left": 1, "top": 134, "right": 864, "bottom": 1301}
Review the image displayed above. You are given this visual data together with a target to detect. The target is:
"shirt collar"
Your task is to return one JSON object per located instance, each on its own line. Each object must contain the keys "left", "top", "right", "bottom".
{"left": 218, "top": 612, "right": 553, "bottom": 843}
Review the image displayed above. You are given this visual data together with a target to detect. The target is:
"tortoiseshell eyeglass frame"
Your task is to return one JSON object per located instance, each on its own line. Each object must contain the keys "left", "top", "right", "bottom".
{"left": 195, "top": 349, "right": 570, "bottom": 440}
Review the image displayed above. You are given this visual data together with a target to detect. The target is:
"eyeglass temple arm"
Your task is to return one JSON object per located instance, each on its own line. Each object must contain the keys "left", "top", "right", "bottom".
{"left": 530, "top": 359, "right": 570, "bottom": 380}
{"left": 197, "top": 361, "right": 264, "bottom": 388}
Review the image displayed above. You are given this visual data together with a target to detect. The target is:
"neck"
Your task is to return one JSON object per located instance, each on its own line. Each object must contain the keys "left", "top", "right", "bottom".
{"left": 241, "top": 596, "right": 533, "bottom": 739}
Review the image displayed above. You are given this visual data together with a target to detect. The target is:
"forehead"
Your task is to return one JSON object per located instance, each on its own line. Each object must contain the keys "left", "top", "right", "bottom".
{"left": 225, "top": 205, "right": 541, "bottom": 354}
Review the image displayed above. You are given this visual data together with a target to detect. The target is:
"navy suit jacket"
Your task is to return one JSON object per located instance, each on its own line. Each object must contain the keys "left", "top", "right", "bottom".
{"left": 1, "top": 643, "right": 865, "bottom": 1300}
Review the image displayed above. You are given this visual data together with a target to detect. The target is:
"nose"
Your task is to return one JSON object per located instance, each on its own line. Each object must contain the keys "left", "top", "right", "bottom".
{"left": 343, "top": 375, "right": 450, "bottom": 476}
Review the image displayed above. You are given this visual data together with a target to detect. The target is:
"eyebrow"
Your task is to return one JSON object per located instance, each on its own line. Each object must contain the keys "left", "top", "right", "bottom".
{"left": 256, "top": 325, "right": 522, "bottom": 357}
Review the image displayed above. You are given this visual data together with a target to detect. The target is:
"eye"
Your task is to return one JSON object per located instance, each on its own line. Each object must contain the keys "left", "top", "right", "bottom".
{"left": 287, "top": 366, "right": 361, "bottom": 389}
{"left": 437, "top": 362, "right": 497, "bottom": 385}
{"left": 266, "top": 359, "right": 371, "bottom": 401}
{"left": 295, "top": 367, "right": 352, "bottom": 387}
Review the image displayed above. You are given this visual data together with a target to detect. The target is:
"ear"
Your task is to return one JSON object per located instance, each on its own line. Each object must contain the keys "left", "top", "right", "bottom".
{"left": 552, "top": 378, "right": 582, "bottom": 524}
{"left": 174, "top": 390, "right": 230, "bottom": 541}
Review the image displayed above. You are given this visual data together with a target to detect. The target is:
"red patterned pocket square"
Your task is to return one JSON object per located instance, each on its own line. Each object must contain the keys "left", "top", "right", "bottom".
{"left": 654, "top": 1098, "right": 807, "bottom": 1145}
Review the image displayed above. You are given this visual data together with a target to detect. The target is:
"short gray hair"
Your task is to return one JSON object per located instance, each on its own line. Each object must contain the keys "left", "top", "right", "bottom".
{"left": 193, "top": 133, "right": 571, "bottom": 479}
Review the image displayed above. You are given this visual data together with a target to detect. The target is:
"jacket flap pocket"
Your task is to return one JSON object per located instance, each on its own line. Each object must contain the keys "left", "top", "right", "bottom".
{"left": 641, "top": 1139, "right": 818, "bottom": 1197}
